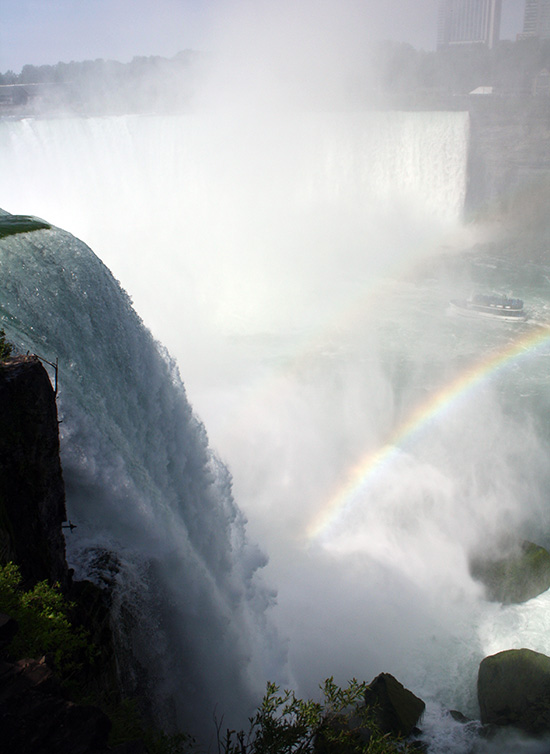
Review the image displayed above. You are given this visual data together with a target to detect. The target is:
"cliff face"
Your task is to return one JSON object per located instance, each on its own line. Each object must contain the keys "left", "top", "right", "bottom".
{"left": 0, "top": 355, "right": 68, "bottom": 588}
{"left": 0, "top": 354, "right": 144, "bottom": 753}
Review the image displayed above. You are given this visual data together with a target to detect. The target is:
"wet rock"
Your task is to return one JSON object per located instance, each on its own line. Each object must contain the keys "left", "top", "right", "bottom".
{"left": 364, "top": 672, "right": 425, "bottom": 737}
{"left": 449, "top": 709, "right": 471, "bottom": 723}
{"left": 478, "top": 648, "right": 550, "bottom": 734}
{"left": 470, "top": 540, "right": 550, "bottom": 604}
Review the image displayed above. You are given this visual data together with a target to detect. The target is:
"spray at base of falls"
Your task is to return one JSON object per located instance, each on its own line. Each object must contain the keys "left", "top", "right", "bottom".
{"left": 4, "top": 110, "right": 550, "bottom": 748}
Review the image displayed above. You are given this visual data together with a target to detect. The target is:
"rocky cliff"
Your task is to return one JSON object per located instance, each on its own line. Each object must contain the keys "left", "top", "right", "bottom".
{"left": 0, "top": 353, "right": 148, "bottom": 752}
{"left": 0, "top": 355, "right": 68, "bottom": 589}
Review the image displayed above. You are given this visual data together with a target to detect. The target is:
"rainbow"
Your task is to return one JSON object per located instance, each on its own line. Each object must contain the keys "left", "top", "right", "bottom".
{"left": 306, "top": 324, "right": 550, "bottom": 541}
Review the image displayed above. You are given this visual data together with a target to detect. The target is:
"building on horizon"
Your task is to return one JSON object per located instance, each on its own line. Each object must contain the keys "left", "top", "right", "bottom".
{"left": 437, "top": 0, "right": 502, "bottom": 49}
{"left": 518, "top": 0, "right": 550, "bottom": 39}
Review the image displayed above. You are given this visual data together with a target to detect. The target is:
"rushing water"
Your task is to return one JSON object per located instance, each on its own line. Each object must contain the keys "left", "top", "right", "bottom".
{"left": 0, "top": 212, "right": 284, "bottom": 740}
{"left": 2, "top": 111, "right": 550, "bottom": 751}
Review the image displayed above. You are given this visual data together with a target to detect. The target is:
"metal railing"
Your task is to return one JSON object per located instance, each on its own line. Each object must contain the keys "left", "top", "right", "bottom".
{"left": 34, "top": 353, "right": 59, "bottom": 396}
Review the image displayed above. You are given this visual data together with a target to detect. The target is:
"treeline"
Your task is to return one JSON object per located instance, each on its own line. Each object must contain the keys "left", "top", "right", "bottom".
{"left": 3, "top": 38, "right": 550, "bottom": 114}
{"left": 372, "top": 37, "right": 550, "bottom": 97}
{"left": 0, "top": 50, "right": 199, "bottom": 86}
{"left": 0, "top": 51, "right": 202, "bottom": 114}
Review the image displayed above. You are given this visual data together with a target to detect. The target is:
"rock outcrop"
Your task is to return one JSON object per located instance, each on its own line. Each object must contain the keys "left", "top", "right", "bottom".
{"left": 0, "top": 352, "right": 148, "bottom": 751}
{"left": 0, "top": 355, "right": 68, "bottom": 589}
{"left": 478, "top": 648, "right": 550, "bottom": 735}
{"left": 315, "top": 673, "right": 426, "bottom": 754}
{"left": 470, "top": 540, "right": 550, "bottom": 604}
{"left": 363, "top": 672, "right": 425, "bottom": 737}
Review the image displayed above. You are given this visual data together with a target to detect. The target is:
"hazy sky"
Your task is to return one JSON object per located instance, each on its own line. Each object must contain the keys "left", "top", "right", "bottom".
{"left": 1, "top": 0, "right": 525, "bottom": 73}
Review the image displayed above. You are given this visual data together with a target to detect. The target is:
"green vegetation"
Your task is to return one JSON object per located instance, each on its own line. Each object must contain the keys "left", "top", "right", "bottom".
{"left": 107, "top": 698, "right": 194, "bottom": 754}
{"left": 219, "top": 678, "right": 413, "bottom": 754}
{"left": 0, "top": 329, "right": 13, "bottom": 360}
{"left": 0, "top": 563, "right": 195, "bottom": 752}
{"left": 0, "top": 562, "right": 91, "bottom": 678}
{"left": 5, "top": 37, "right": 550, "bottom": 114}
{"left": 0, "top": 563, "right": 411, "bottom": 752}
{"left": 0, "top": 214, "right": 51, "bottom": 239}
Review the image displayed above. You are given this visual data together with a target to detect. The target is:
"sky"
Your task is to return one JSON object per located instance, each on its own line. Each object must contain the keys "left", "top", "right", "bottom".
{"left": 1, "top": 0, "right": 526, "bottom": 74}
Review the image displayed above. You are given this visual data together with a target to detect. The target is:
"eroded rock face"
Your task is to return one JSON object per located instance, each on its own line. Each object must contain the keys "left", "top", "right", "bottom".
{"left": 478, "top": 648, "right": 550, "bottom": 734}
{"left": 0, "top": 355, "right": 68, "bottom": 588}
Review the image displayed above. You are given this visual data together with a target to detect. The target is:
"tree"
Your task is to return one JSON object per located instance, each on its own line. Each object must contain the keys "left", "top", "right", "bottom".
{"left": 0, "top": 329, "right": 13, "bottom": 360}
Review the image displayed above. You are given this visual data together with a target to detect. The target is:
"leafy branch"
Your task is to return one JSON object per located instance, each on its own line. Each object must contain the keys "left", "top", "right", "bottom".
{"left": 218, "top": 678, "right": 411, "bottom": 754}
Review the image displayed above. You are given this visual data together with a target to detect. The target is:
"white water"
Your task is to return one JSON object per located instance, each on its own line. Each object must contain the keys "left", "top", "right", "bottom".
{"left": 0, "top": 112, "right": 468, "bottom": 342}
{"left": 2, "top": 111, "right": 550, "bottom": 750}
{"left": 0, "top": 217, "right": 284, "bottom": 740}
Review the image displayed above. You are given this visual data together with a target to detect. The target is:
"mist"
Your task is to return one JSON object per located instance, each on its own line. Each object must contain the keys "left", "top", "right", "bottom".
{"left": 3, "top": 1, "right": 550, "bottom": 747}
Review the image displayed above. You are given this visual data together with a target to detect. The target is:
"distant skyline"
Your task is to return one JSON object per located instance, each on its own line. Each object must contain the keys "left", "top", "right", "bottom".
{"left": 1, "top": 0, "right": 526, "bottom": 73}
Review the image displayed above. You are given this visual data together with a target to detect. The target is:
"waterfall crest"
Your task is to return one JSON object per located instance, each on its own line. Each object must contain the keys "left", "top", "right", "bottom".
{"left": 0, "top": 111, "right": 469, "bottom": 341}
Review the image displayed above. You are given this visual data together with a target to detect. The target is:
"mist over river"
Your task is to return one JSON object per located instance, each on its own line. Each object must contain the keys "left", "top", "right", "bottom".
{"left": 2, "top": 109, "right": 550, "bottom": 752}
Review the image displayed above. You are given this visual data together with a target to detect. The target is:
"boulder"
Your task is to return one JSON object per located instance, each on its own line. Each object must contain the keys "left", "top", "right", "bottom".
{"left": 364, "top": 673, "right": 425, "bottom": 737}
{"left": 478, "top": 648, "right": 550, "bottom": 734}
{"left": 470, "top": 540, "right": 550, "bottom": 604}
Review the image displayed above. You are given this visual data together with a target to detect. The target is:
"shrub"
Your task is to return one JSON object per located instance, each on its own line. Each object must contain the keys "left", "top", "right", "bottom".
{"left": 219, "top": 678, "right": 413, "bottom": 754}
{"left": 0, "top": 563, "right": 195, "bottom": 752}
{"left": 0, "top": 562, "right": 91, "bottom": 678}
{"left": 0, "top": 328, "right": 13, "bottom": 360}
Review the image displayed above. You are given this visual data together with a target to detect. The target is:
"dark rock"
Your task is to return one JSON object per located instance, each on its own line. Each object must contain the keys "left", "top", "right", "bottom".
{"left": 478, "top": 648, "right": 550, "bottom": 734}
{"left": 470, "top": 540, "right": 550, "bottom": 604}
{"left": 0, "top": 656, "right": 112, "bottom": 753}
{"left": 0, "top": 355, "right": 69, "bottom": 589}
{"left": 449, "top": 709, "right": 471, "bottom": 723}
{"left": 364, "top": 672, "right": 425, "bottom": 737}
{"left": 66, "top": 577, "right": 120, "bottom": 699}
{"left": 0, "top": 353, "right": 151, "bottom": 751}
{"left": 0, "top": 612, "right": 19, "bottom": 653}
{"left": 111, "top": 743, "right": 149, "bottom": 754}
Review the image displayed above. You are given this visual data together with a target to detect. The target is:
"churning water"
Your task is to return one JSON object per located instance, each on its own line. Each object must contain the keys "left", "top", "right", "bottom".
{"left": 2, "top": 111, "right": 550, "bottom": 751}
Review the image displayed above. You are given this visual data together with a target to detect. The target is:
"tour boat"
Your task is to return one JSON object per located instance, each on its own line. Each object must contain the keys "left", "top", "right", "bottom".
{"left": 449, "top": 294, "right": 527, "bottom": 321}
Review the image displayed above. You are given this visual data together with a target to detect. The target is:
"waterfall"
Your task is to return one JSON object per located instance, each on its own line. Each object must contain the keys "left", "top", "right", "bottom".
{"left": 0, "top": 214, "right": 283, "bottom": 739}
{"left": 0, "top": 111, "right": 469, "bottom": 343}
{"left": 7, "top": 110, "right": 550, "bottom": 752}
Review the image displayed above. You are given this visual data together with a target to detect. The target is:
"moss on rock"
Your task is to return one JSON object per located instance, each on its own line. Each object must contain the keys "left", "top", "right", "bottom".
{"left": 478, "top": 648, "right": 550, "bottom": 734}
{"left": 470, "top": 540, "right": 550, "bottom": 604}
